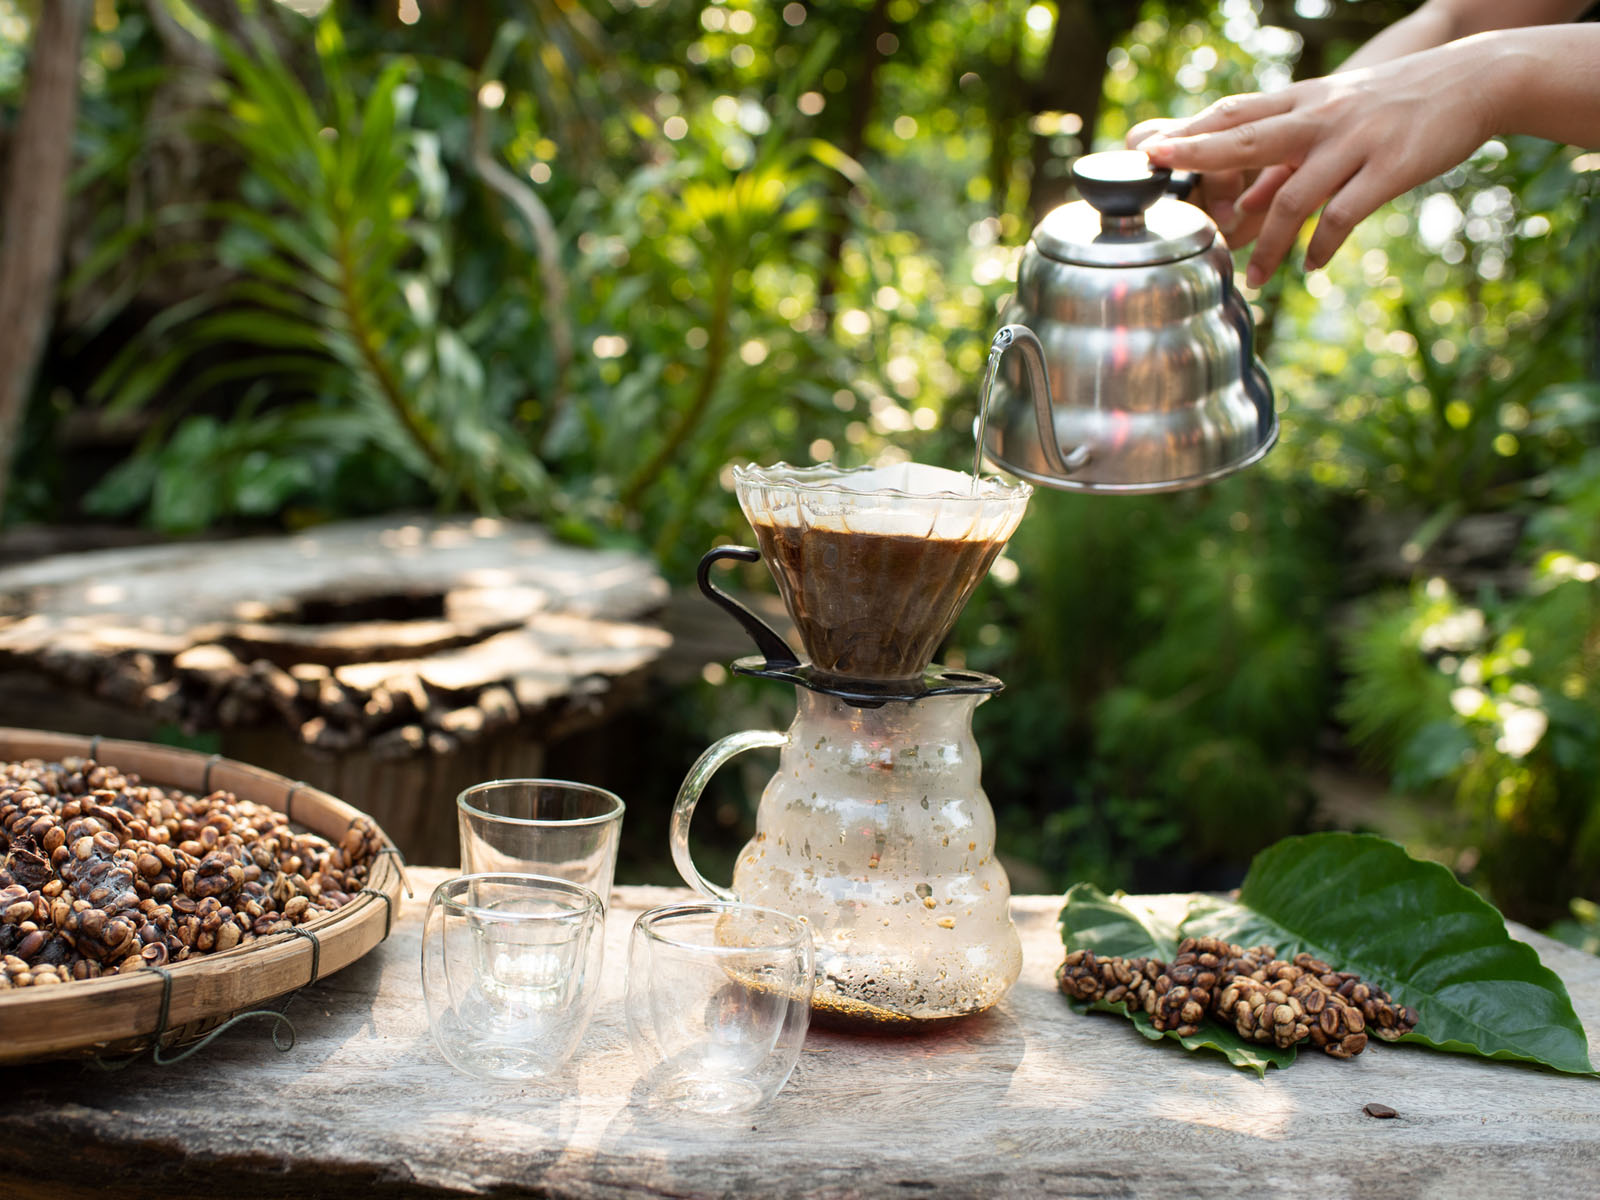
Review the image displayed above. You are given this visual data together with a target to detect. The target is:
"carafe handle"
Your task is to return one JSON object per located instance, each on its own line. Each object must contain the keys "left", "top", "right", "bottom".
{"left": 670, "top": 729, "right": 788, "bottom": 901}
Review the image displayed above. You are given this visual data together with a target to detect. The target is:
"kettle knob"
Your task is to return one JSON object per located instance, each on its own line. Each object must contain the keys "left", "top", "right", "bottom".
{"left": 1071, "top": 150, "right": 1199, "bottom": 223}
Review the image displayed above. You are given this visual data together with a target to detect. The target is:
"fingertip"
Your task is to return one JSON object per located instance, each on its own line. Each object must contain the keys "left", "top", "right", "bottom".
{"left": 1141, "top": 137, "right": 1174, "bottom": 165}
{"left": 1245, "top": 262, "right": 1265, "bottom": 289}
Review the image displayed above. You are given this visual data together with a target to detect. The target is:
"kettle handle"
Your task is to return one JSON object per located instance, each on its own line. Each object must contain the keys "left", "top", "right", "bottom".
{"left": 989, "top": 324, "right": 1089, "bottom": 478}
{"left": 1221, "top": 283, "right": 1277, "bottom": 440}
{"left": 670, "top": 729, "right": 788, "bottom": 902}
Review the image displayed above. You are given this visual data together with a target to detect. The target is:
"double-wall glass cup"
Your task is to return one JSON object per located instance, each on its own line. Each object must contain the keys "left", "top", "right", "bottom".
{"left": 625, "top": 902, "right": 814, "bottom": 1116}
{"left": 457, "top": 779, "right": 625, "bottom": 907}
{"left": 422, "top": 873, "right": 605, "bottom": 1082}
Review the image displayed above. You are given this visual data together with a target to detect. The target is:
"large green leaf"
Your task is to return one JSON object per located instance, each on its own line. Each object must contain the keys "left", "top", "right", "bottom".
{"left": 1057, "top": 883, "right": 1297, "bottom": 1077}
{"left": 1180, "top": 833, "right": 1595, "bottom": 1076}
{"left": 1057, "top": 881, "right": 1180, "bottom": 960}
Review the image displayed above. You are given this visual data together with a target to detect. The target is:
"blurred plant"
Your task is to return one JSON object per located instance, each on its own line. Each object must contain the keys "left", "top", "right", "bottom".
{"left": 958, "top": 470, "right": 1343, "bottom": 893}
{"left": 1271, "top": 138, "right": 1597, "bottom": 521}
{"left": 1547, "top": 898, "right": 1600, "bottom": 957}
{"left": 71, "top": 6, "right": 552, "bottom": 531}
{"left": 1339, "top": 419, "right": 1600, "bottom": 924}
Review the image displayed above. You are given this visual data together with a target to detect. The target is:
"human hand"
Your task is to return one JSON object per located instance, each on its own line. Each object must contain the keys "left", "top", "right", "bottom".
{"left": 1126, "top": 117, "right": 1275, "bottom": 247}
{"left": 1135, "top": 39, "right": 1498, "bottom": 285}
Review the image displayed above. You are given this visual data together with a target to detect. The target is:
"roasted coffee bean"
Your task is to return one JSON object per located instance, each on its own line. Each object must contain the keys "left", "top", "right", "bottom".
{"left": 14, "top": 929, "right": 45, "bottom": 959}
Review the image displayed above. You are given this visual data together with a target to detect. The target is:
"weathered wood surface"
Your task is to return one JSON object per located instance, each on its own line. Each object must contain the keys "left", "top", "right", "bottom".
{"left": 0, "top": 515, "right": 669, "bottom": 746}
{"left": 2, "top": 870, "right": 1597, "bottom": 1199}
{"left": 0, "top": 518, "right": 671, "bottom": 862}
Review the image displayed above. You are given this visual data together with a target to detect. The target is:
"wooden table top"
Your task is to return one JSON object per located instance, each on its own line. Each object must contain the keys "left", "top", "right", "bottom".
{"left": 2, "top": 868, "right": 1597, "bottom": 1199}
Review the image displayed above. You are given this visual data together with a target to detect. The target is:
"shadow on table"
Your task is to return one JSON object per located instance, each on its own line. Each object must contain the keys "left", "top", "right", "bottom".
{"left": 592, "top": 1004, "right": 1027, "bottom": 1171}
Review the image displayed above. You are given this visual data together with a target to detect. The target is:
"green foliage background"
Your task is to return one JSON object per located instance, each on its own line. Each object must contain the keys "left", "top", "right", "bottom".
{"left": 3, "top": 0, "right": 1597, "bottom": 934}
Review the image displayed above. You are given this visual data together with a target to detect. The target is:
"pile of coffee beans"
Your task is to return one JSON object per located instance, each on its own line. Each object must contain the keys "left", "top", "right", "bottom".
{"left": 0, "top": 757, "right": 382, "bottom": 988}
{"left": 1058, "top": 935, "right": 1419, "bottom": 1059}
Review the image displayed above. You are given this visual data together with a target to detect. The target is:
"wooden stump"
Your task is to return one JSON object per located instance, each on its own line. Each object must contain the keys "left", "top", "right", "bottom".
{"left": 0, "top": 516, "right": 671, "bottom": 862}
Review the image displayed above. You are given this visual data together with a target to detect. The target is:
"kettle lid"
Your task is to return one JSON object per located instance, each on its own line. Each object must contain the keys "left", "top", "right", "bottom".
{"left": 1032, "top": 150, "right": 1217, "bottom": 268}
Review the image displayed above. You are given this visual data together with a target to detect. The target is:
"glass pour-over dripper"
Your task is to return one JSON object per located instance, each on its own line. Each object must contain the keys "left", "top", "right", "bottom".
{"left": 732, "top": 462, "right": 1030, "bottom": 682}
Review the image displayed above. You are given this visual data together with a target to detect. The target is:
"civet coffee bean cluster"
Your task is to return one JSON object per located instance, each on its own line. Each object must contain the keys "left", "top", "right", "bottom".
{"left": 0, "top": 757, "right": 382, "bottom": 989}
{"left": 1058, "top": 935, "right": 1420, "bottom": 1059}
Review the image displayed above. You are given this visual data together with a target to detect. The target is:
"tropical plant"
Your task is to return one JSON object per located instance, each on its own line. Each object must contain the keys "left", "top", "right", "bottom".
{"left": 952, "top": 467, "right": 1345, "bottom": 893}
{"left": 69, "top": 8, "right": 553, "bottom": 531}
{"left": 1338, "top": 429, "right": 1600, "bottom": 925}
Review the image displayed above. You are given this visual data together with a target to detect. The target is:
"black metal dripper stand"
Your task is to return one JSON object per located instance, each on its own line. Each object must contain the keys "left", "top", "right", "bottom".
{"left": 695, "top": 545, "right": 1003, "bottom": 709}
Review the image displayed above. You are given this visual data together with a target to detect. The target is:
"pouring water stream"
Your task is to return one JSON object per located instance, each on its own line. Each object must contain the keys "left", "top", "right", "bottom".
{"left": 970, "top": 336, "right": 1005, "bottom": 493}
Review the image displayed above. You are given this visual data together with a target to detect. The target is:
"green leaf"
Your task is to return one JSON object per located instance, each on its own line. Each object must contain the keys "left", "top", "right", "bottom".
{"left": 83, "top": 455, "right": 160, "bottom": 517}
{"left": 1106, "top": 1005, "right": 1297, "bottom": 1077}
{"left": 230, "top": 453, "right": 316, "bottom": 516}
{"left": 1181, "top": 833, "right": 1595, "bottom": 1076}
{"left": 1057, "top": 881, "right": 1180, "bottom": 961}
{"left": 1057, "top": 883, "right": 1296, "bottom": 1077}
{"left": 1393, "top": 719, "right": 1475, "bottom": 789}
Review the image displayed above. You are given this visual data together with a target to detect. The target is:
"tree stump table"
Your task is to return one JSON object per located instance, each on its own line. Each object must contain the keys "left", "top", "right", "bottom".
{"left": 0, "top": 518, "right": 670, "bottom": 863}
{"left": 1, "top": 870, "right": 1596, "bottom": 1199}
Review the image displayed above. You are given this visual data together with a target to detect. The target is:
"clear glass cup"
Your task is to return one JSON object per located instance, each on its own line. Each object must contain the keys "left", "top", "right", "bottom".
{"left": 422, "top": 873, "right": 605, "bottom": 1082}
{"left": 457, "top": 779, "right": 625, "bottom": 907}
{"left": 625, "top": 901, "right": 815, "bottom": 1115}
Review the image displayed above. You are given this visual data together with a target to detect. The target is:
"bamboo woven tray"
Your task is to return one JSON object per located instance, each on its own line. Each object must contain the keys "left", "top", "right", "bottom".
{"left": 0, "top": 728, "right": 407, "bottom": 1065}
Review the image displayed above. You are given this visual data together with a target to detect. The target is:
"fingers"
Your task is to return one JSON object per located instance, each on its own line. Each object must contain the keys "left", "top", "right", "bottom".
{"left": 1143, "top": 110, "right": 1314, "bottom": 174}
{"left": 1223, "top": 163, "right": 1291, "bottom": 248}
{"left": 1245, "top": 147, "right": 1363, "bottom": 285}
{"left": 1238, "top": 164, "right": 1293, "bottom": 214}
{"left": 1128, "top": 118, "right": 1257, "bottom": 234}
{"left": 1193, "top": 168, "right": 1248, "bottom": 235}
{"left": 1162, "top": 90, "right": 1296, "bottom": 137}
{"left": 1221, "top": 202, "right": 1267, "bottom": 252}
{"left": 1130, "top": 92, "right": 1295, "bottom": 151}
{"left": 1304, "top": 165, "right": 1391, "bottom": 271}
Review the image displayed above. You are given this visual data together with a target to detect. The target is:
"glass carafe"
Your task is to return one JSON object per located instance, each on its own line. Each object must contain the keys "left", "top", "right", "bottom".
{"left": 671, "top": 686, "right": 1021, "bottom": 1030}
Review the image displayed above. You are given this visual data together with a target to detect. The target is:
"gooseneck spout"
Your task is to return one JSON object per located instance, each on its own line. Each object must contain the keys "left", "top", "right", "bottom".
{"left": 987, "top": 325, "right": 1087, "bottom": 479}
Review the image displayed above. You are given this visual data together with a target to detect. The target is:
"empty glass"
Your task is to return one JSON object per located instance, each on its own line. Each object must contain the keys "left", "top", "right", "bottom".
{"left": 422, "top": 873, "right": 605, "bottom": 1081}
{"left": 625, "top": 902, "right": 814, "bottom": 1115}
{"left": 457, "top": 779, "right": 625, "bottom": 907}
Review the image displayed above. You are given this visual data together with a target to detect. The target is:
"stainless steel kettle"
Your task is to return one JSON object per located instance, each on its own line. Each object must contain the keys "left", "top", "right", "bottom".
{"left": 982, "top": 150, "right": 1277, "bottom": 493}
